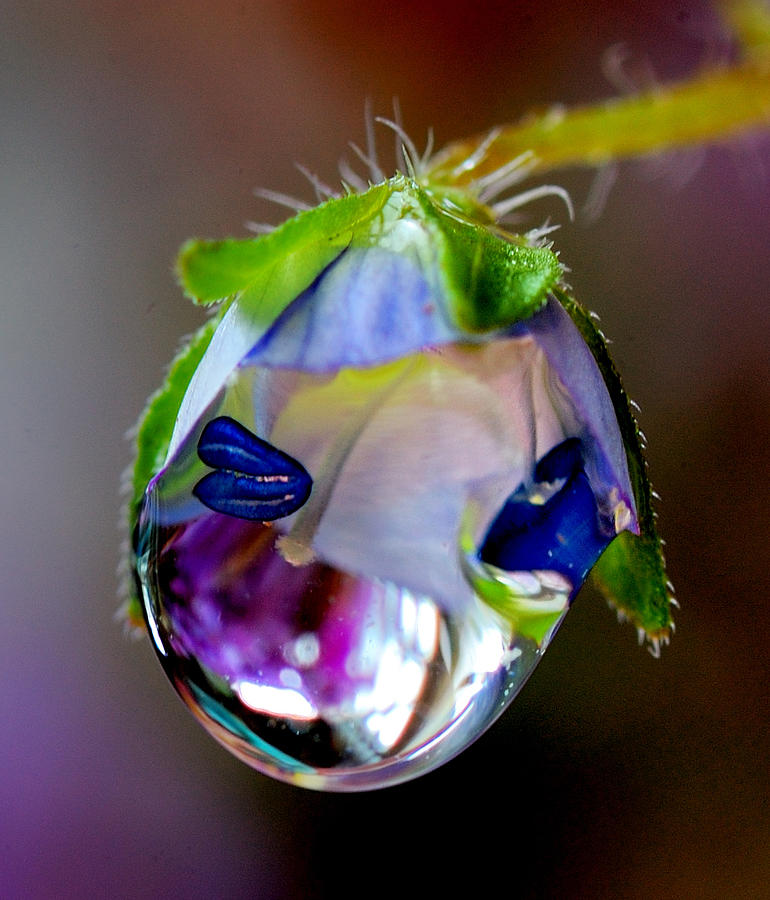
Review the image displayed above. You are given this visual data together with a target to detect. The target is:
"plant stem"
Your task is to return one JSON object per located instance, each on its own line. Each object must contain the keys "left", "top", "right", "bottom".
{"left": 426, "top": 1, "right": 770, "bottom": 187}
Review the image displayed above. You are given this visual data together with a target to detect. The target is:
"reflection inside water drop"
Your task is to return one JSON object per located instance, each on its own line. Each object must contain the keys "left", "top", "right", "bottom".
{"left": 133, "top": 332, "right": 628, "bottom": 790}
{"left": 135, "top": 500, "right": 569, "bottom": 791}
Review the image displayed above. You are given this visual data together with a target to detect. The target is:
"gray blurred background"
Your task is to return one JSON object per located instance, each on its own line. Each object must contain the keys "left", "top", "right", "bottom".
{"left": 2, "top": 1, "right": 768, "bottom": 897}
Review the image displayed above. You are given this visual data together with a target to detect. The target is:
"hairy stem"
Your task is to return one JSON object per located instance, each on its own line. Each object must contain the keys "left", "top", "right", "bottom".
{"left": 426, "top": 0, "right": 770, "bottom": 187}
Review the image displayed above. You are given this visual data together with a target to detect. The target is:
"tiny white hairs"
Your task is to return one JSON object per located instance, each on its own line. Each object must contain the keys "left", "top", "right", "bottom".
{"left": 253, "top": 104, "right": 574, "bottom": 232}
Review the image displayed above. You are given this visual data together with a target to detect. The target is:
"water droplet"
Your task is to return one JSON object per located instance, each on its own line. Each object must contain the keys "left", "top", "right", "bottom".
{"left": 133, "top": 337, "right": 623, "bottom": 790}
{"left": 136, "top": 505, "right": 568, "bottom": 790}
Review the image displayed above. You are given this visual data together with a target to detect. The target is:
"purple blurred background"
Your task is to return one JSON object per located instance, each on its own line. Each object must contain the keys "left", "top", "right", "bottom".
{"left": 2, "top": 1, "right": 768, "bottom": 897}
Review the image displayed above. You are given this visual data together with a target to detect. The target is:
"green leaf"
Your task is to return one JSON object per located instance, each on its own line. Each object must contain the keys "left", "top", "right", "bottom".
{"left": 124, "top": 313, "right": 227, "bottom": 626}
{"left": 423, "top": 197, "right": 563, "bottom": 333}
{"left": 555, "top": 289, "right": 672, "bottom": 643}
{"left": 130, "top": 312, "right": 223, "bottom": 516}
{"left": 177, "top": 182, "right": 394, "bottom": 313}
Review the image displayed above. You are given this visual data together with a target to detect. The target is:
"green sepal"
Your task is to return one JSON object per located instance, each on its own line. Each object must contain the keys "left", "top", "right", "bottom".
{"left": 179, "top": 177, "right": 561, "bottom": 341}
{"left": 124, "top": 313, "right": 227, "bottom": 626}
{"left": 555, "top": 289, "right": 672, "bottom": 642}
{"left": 177, "top": 182, "right": 393, "bottom": 325}
{"left": 421, "top": 195, "right": 563, "bottom": 333}
{"left": 130, "top": 311, "right": 224, "bottom": 517}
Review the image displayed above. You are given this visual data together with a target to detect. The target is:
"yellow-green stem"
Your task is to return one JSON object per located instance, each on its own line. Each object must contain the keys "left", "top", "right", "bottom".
{"left": 426, "top": 1, "right": 770, "bottom": 186}
{"left": 722, "top": 0, "right": 770, "bottom": 51}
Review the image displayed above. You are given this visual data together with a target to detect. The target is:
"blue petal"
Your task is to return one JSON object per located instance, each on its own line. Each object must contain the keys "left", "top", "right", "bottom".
{"left": 512, "top": 300, "right": 637, "bottom": 531}
{"left": 241, "top": 246, "right": 461, "bottom": 373}
{"left": 193, "top": 416, "right": 312, "bottom": 521}
{"left": 479, "top": 439, "right": 614, "bottom": 596}
{"left": 533, "top": 436, "right": 582, "bottom": 483}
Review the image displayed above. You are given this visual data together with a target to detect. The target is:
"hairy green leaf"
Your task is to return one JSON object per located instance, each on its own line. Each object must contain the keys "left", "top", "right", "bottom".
{"left": 424, "top": 197, "right": 562, "bottom": 333}
{"left": 130, "top": 313, "right": 223, "bottom": 516}
{"left": 177, "top": 183, "right": 393, "bottom": 309}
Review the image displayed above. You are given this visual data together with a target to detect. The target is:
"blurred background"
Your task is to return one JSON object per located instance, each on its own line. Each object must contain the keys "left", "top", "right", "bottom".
{"left": 2, "top": 1, "right": 768, "bottom": 897}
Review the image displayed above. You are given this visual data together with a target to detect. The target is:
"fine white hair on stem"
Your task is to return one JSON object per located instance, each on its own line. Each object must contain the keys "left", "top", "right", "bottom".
{"left": 376, "top": 111, "right": 436, "bottom": 178}
{"left": 449, "top": 127, "right": 502, "bottom": 179}
{"left": 340, "top": 103, "right": 435, "bottom": 187}
{"left": 455, "top": 144, "right": 575, "bottom": 229}
{"left": 473, "top": 151, "right": 537, "bottom": 203}
{"left": 375, "top": 116, "right": 422, "bottom": 178}
{"left": 348, "top": 139, "right": 384, "bottom": 183}
{"left": 420, "top": 127, "right": 435, "bottom": 171}
{"left": 388, "top": 97, "right": 412, "bottom": 175}
{"left": 348, "top": 98, "right": 386, "bottom": 184}
{"left": 525, "top": 220, "right": 561, "bottom": 245}
{"left": 245, "top": 221, "right": 276, "bottom": 234}
{"left": 598, "top": 43, "right": 707, "bottom": 197}
{"left": 493, "top": 183, "right": 575, "bottom": 222}
{"left": 640, "top": 145, "right": 707, "bottom": 189}
{"left": 365, "top": 97, "right": 385, "bottom": 182}
{"left": 255, "top": 105, "right": 575, "bottom": 233}
{"left": 254, "top": 186, "right": 313, "bottom": 212}
{"left": 391, "top": 97, "right": 404, "bottom": 165}
{"left": 602, "top": 42, "right": 658, "bottom": 96}
{"left": 295, "top": 163, "right": 335, "bottom": 202}
{"left": 338, "top": 158, "right": 368, "bottom": 193}
{"left": 583, "top": 162, "right": 619, "bottom": 222}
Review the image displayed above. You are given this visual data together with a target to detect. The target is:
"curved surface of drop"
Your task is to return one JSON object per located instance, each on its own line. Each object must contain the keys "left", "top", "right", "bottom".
{"left": 134, "top": 321, "right": 628, "bottom": 790}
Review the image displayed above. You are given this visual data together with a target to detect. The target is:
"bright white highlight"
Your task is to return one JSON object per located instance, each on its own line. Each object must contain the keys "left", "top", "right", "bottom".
{"left": 236, "top": 681, "right": 317, "bottom": 720}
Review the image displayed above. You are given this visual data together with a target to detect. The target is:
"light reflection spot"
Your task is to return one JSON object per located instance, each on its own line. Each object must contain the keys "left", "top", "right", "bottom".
{"left": 285, "top": 632, "right": 320, "bottom": 668}
{"left": 236, "top": 681, "right": 318, "bottom": 720}
{"left": 279, "top": 667, "right": 302, "bottom": 689}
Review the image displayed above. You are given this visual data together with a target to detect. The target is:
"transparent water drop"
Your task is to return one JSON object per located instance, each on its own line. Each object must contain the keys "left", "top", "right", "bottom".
{"left": 134, "top": 332, "right": 624, "bottom": 791}
{"left": 135, "top": 506, "right": 569, "bottom": 790}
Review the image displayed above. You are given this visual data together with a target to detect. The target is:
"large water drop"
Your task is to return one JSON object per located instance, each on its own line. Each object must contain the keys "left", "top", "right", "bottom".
{"left": 133, "top": 336, "right": 623, "bottom": 790}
